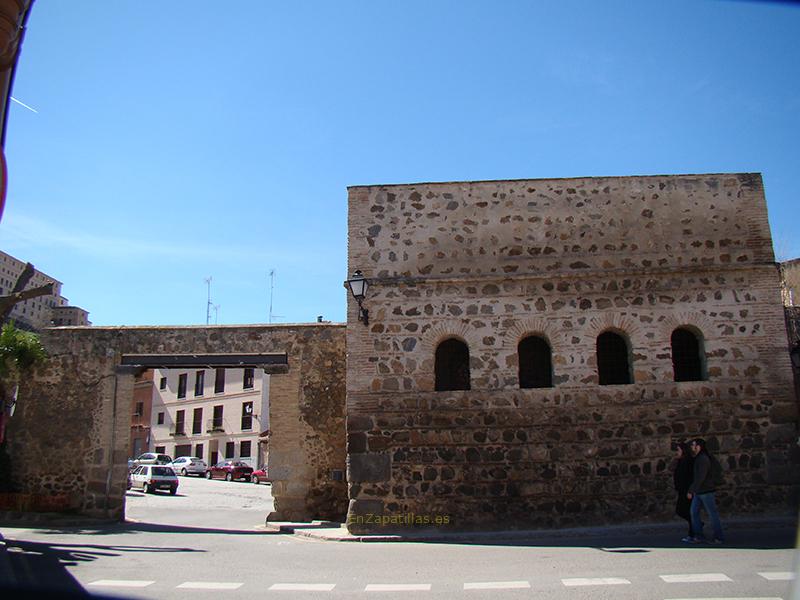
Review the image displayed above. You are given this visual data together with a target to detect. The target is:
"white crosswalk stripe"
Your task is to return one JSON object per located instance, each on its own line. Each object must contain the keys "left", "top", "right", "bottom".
{"left": 660, "top": 573, "right": 733, "bottom": 583}
{"left": 365, "top": 583, "right": 432, "bottom": 591}
{"left": 758, "top": 571, "right": 795, "bottom": 581}
{"left": 464, "top": 580, "right": 531, "bottom": 590}
{"left": 269, "top": 583, "right": 336, "bottom": 591}
{"left": 664, "top": 597, "right": 783, "bottom": 600}
{"left": 88, "top": 580, "right": 155, "bottom": 588}
{"left": 177, "top": 582, "right": 244, "bottom": 589}
{"left": 561, "top": 577, "right": 631, "bottom": 586}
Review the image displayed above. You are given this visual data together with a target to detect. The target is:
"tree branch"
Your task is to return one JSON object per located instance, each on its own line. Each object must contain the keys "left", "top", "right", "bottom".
{"left": 0, "top": 283, "right": 55, "bottom": 322}
{"left": 11, "top": 263, "right": 35, "bottom": 294}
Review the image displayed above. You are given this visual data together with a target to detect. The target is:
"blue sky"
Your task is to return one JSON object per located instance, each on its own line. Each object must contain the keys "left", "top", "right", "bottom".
{"left": 1, "top": 1, "right": 798, "bottom": 326}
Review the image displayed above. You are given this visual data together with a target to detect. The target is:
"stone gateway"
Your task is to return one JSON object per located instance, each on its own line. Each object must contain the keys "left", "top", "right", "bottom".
{"left": 345, "top": 173, "right": 798, "bottom": 533}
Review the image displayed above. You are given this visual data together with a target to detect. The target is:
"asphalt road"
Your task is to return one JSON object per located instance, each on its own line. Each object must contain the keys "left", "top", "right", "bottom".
{"left": 1, "top": 475, "right": 797, "bottom": 599}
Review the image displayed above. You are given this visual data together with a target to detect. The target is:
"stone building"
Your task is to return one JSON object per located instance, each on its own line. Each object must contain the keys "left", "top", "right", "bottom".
{"left": 7, "top": 324, "right": 347, "bottom": 522}
{"left": 345, "top": 173, "right": 798, "bottom": 533}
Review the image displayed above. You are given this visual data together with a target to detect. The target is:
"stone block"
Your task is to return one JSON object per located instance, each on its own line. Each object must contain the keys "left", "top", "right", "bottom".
{"left": 347, "top": 453, "right": 391, "bottom": 482}
{"left": 769, "top": 403, "right": 799, "bottom": 425}
{"left": 766, "top": 424, "right": 797, "bottom": 446}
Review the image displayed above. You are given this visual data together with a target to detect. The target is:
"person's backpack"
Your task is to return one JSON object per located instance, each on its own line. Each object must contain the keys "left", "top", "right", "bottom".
{"left": 710, "top": 455, "right": 724, "bottom": 487}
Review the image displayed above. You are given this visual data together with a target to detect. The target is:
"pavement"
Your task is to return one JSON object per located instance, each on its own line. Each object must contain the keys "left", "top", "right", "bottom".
{"left": 0, "top": 476, "right": 797, "bottom": 599}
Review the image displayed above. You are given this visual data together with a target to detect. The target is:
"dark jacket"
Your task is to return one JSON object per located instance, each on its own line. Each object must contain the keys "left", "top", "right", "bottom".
{"left": 689, "top": 452, "right": 715, "bottom": 494}
{"left": 673, "top": 456, "right": 693, "bottom": 493}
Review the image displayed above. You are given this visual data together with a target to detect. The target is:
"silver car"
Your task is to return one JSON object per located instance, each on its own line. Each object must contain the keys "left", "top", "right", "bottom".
{"left": 130, "top": 464, "right": 179, "bottom": 495}
{"left": 169, "top": 456, "right": 207, "bottom": 476}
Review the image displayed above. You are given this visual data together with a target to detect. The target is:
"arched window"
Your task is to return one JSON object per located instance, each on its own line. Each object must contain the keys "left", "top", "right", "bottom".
{"left": 671, "top": 327, "right": 705, "bottom": 381}
{"left": 435, "top": 338, "right": 470, "bottom": 391}
{"left": 518, "top": 335, "right": 553, "bottom": 388}
{"left": 597, "top": 331, "right": 632, "bottom": 385}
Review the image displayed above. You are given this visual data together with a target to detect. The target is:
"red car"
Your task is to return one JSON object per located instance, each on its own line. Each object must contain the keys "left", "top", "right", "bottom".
{"left": 206, "top": 460, "right": 253, "bottom": 482}
{"left": 251, "top": 466, "right": 270, "bottom": 485}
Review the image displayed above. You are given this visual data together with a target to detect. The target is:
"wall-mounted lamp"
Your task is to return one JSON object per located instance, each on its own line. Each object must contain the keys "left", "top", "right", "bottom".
{"left": 345, "top": 269, "right": 370, "bottom": 326}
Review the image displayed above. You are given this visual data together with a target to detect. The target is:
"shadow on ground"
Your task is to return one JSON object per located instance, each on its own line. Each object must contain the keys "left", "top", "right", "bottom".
{"left": 2, "top": 536, "right": 203, "bottom": 596}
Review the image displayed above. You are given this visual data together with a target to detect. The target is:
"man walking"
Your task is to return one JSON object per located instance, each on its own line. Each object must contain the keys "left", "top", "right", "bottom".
{"left": 686, "top": 438, "right": 725, "bottom": 543}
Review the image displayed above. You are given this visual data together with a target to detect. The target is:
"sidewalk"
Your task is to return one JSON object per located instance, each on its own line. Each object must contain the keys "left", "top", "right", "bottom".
{"left": 263, "top": 514, "right": 799, "bottom": 544}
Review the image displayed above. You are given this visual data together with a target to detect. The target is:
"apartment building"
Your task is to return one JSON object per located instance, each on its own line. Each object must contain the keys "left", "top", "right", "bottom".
{"left": 150, "top": 366, "right": 269, "bottom": 469}
{"left": 129, "top": 370, "right": 155, "bottom": 459}
{"left": 0, "top": 250, "right": 91, "bottom": 329}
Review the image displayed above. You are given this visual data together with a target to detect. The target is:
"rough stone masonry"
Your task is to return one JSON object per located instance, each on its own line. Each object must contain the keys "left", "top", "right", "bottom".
{"left": 345, "top": 173, "right": 798, "bottom": 533}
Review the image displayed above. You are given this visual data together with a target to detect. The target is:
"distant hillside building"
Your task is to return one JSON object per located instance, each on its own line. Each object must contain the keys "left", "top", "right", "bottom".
{"left": 0, "top": 250, "right": 91, "bottom": 329}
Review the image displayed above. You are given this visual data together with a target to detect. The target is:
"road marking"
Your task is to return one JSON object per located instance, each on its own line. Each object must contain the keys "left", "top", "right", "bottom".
{"left": 664, "top": 598, "right": 783, "bottom": 600}
{"left": 177, "top": 582, "right": 244, "bottom": 590}
{"left": 464, "top": 581, "right": 531, "bottom": 590}
{"left": 269, "top": 583, "right": 336, "bottom": 591}
{"left": 758, "top": 571, "right": 795, "bottom": 581}
{"left": 561, "top": 577, "right": 631, "bottom": 586}
{"left": 365, "top": 584, "right": 432, "bottom": 591}
{"left": 660, "top": 573, "right": 733, "bottom": 583}
{"left": 88, "top": 580, "right": 155, "bottom": 588}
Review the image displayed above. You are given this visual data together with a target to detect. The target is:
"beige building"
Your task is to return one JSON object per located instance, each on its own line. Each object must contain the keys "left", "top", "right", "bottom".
{"left": 150, "top": 366, "right": 270, "bottom": 469}
{"left": 780, "top": 258, "right": 800, "bottom": 306}
{"left": 0, "top": 250, "right": 91, "bottom": 329}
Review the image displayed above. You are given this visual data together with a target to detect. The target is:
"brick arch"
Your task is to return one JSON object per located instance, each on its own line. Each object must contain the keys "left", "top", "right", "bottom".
{"left": 418, "top": 320, "right": 479, "bottom": 355}
{"left": 583, "top": 313, "right": 643, "bottom": 342}
{"left": 504, "top": 318, "right": 564, "bottom": 351}
{"left": 656, "top": 311, "right": 715, "bottom": 342}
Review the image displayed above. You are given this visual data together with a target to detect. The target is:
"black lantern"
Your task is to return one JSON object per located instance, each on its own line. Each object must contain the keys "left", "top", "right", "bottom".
{"left": 345, "top": 269, "right": 369, "bottom": 326}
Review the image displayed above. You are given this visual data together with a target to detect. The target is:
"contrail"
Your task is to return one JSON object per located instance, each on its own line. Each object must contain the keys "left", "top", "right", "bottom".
{"left": 10, "top": 96, "right": 38, "bottom": 113}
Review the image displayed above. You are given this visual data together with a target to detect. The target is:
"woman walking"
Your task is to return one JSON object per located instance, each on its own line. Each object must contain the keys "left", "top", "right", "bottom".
{"left": 673, "top": 441, "right": 694, "bottom": 541}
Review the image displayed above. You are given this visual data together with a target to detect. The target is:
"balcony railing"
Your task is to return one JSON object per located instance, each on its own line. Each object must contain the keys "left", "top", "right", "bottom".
{"left": 206, "top": 418, "right": 224, "bottom": 433}
{"left": 170, "top": 426, "right": 186, "bottom": 436}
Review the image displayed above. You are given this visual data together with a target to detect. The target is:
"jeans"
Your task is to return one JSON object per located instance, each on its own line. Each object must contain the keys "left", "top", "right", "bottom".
{"left": 690, "top": 492, "right": 724, "bottom": 541}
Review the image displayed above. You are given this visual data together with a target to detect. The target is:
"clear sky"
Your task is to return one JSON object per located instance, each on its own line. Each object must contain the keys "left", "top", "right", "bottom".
{"left": 1, "top": 1, "right": 798, "bottom": 326}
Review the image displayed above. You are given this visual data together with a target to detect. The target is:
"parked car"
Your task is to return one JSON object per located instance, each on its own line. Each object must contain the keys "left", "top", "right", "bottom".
{"left": 132, "top": 453, "right": 173, "bottom": 467}
{"left": 169, "top": 456, "right": 207, "bottom": 476}
{"left": 251, "top": 467, "right": 270, "bottom": 485}
{"left": 206, "top": 460, "right": 253, "bottom": 482}
{"left": 129, "top": 464, "right": 179, "bottom": 495}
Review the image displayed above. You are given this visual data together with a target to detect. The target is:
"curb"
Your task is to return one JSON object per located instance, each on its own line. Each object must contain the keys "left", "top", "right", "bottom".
{"left": 0, "top": 532, "right": 15, "bottom": 585}
{"left": 279, "top": 514, "right": 798, "bottom": 543}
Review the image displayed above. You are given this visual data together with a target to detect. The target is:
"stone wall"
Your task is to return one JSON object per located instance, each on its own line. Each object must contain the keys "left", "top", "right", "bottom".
{"left": 7, "top": 324, "right": 346, "bottom": 521}
{"left": 346, "top": 173, "right": 799, "bottom": 533}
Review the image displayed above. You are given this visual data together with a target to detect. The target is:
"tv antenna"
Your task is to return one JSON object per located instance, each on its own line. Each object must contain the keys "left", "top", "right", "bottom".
{"left": 268, "top": 269, "right": 283, "bottom": 323}
{"left": 204, "top": 276, "right": 213, "bottom": 325}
